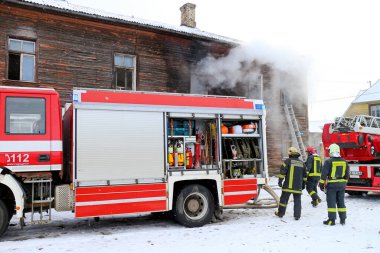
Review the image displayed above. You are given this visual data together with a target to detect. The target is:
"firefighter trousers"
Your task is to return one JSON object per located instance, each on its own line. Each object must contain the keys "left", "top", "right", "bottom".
{"left": 277, "top": 191, "right": 301, "bottom": 218}
{"left": 306, "top": 177, "right": 321, "bottom": 202}
{"left": 326, "top": 185, "right": 346, "bottom": 221}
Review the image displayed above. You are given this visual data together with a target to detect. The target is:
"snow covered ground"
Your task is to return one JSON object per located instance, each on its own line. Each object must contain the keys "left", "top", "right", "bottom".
{"left": 1, "top": 179, "right": 379, "bottom": 253}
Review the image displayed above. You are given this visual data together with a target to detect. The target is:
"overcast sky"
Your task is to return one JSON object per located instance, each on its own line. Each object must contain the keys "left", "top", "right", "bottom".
{"left": 71, "top": 0, "right": 380, "bottom": 122}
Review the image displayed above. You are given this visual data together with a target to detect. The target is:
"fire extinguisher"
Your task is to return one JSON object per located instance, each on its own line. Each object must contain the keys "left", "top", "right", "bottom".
{"left": 186, "top": 147, "right": 193, "bottom": 169}
{"left": 177, "top": 140, "right": 184, "bottom": 166}
{"left": 168, "top": 140, "right": 174, "bottom": 167}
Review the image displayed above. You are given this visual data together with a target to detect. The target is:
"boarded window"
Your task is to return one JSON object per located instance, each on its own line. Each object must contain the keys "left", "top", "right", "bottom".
{"left": 113, "top": 54, "right": 135, "bottom": 90}
{"left": 5, "top": 97, "right": 46, "bottom": 134}
{"left": 8, "top": 39, "right": 35, "bottom": 82}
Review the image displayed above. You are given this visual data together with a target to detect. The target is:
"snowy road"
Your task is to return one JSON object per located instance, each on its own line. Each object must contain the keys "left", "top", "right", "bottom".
{"left": 1, "top": 183, "right": 379, "bottom": 253}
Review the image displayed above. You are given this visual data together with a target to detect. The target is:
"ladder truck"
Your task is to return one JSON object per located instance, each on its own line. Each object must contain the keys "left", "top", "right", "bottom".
{"left": 0, "top": 86, "right": 275, "bottom": 237}
{"left": 322, "top": 115, "right": 380, "bottom": 195}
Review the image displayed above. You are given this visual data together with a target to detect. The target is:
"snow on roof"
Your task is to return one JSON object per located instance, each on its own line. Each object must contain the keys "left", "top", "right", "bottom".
{"left": 352, "top": 79, "right": 380, "bottom": 104}
{"left": 9, "top": 0, "right": 239, "bottom": 44}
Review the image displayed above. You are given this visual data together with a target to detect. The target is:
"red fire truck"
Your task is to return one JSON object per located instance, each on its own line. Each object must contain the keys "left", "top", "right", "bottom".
{"left": 322, "top": 115, "right": 380, "bottom": 195}
{"left": 0, "top": 86, "right": 269, "bottom": 236}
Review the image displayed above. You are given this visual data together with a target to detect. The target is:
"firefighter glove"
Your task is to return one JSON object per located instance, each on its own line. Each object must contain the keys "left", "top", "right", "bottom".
{"left": 319, "top": 183, "right": 325, "bottom": 192}
{"left": 278, "top": 178, "right": 283, "bottom": 188}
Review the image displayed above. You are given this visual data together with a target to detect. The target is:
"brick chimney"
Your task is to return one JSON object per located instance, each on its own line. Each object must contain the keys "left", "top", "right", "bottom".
{"left": 180, "top": 3, "right": 196, "bottom": 28}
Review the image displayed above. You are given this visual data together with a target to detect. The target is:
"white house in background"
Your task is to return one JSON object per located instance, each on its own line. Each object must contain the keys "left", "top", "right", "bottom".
{"left": 344, "top": 79, "right": 380, "bottom": 117}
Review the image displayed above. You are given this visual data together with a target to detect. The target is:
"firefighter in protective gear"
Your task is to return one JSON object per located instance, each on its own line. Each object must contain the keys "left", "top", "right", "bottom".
{"left": 320, "top": 143, "right": 350, "bottom": 226}
{"left": 305, "top": 146, "right": 322, "bottom": 207}
{"left": 275, "top": 147, "right": 308, "bottom": 220}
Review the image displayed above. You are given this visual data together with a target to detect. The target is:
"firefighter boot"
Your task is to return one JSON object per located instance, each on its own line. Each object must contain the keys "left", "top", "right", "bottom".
{"left": 323, "top": 219, "right": 335, "bottom": 226}
{"left": 340, "top": 218, "right": 346, "bottom": 225}
{"left": 275, "top": 211, "right": 283, "bottom": 218}
{"left": 311, "top": 197, "right": 322, "bottom": 207}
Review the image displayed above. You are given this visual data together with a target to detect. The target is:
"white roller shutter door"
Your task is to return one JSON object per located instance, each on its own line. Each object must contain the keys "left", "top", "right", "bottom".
{"left": 76, "top": 109, "right": 165, "bottom": 182}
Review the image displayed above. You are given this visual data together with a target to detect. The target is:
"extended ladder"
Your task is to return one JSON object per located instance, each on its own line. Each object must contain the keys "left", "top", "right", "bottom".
{"left": 284, "top": 104, "right": 306, "bottom": 161}
{"left": 333, "top": 115, "right": 380, "bottom": 135}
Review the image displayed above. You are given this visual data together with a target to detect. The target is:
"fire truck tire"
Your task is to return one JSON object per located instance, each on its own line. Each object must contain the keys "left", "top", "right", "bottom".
{"left": 0, "top": 200, "right": 10, "bottom": 237}
{"left": 174, "top": 184, "right": 214, "bottom": 228}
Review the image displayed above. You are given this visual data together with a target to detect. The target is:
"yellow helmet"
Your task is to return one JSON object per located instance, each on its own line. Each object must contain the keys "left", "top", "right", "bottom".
{"left": 328, "top": 143, "right": 340, "bottom": 155}
{"left": 288, "top": 147, "right": 299, "bottom": 156}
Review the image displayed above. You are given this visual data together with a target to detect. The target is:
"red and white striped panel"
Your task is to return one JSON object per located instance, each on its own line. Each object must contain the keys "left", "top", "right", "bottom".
{"left": 75, "top": 183, "right": 168, "bottom": 218}
{"left": 223, "top": 179, "right": 258, "bottom": 206}
{"left": 0, "top": 140, "right": 62, "bottom": 172}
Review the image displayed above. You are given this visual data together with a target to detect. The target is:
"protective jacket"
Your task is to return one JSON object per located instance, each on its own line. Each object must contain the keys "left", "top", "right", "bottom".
{"left": 279, "top": 156, "right": 308, "bottom": 194}
{"left": 320, "top": 156, "right": 350, "bottom": 222}
{"left": 306, "top": 154, "right": 322, "bottom": 178}
{"left": 319, "top": 157, "right": 350, "bottom": 188}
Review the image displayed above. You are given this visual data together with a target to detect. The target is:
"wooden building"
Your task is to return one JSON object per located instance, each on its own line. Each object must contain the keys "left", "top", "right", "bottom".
{"left": 0, "top": 0, "right": 309, "bottom": 173}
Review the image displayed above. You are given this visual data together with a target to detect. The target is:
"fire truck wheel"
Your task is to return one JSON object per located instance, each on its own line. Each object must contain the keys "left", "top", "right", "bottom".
{"left": 0, "top": 200, "right": 10, "bottom": 237}
{"left": 174, "top": 184, "right": 214, "bottom": 228}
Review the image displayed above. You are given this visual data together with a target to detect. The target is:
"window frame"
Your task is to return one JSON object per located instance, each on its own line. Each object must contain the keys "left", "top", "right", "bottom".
{"left": 369, "top": 104, "right": 380, "bottom": 117}
{"left": 113, "top": 53, "right": 136, "bottom": 91}
{"left": 7, "top": 38, "right": 36, "bottom": 82}
{"left": 5, "top": 96, "right": 46, "bottom": 135}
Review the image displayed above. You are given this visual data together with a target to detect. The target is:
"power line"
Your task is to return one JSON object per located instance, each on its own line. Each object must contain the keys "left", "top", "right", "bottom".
{"left": 317, "top": 80, "right": 369, "bottom": 84}
{"left": 311, "top": 89, "right": 380, "bottom": 103}
{"left": 311, "top": 95, "right": 356, "bottom": 103}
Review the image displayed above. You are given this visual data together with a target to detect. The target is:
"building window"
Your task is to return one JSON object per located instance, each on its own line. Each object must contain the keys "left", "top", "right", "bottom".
{"left": 113, "top": 53, "right": 135, "bottom": 90}
{"left": 5, "top": 97, "right": 46, "bottom": 134}
{"left": 370, "top": 104, "right": 380, "bottom": 117}
{"left": 8, "top": 38, "right": 36, "bottom": 82}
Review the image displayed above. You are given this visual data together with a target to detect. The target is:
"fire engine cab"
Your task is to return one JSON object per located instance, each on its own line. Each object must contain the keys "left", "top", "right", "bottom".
{"left": 322, "top": 115, "right": 380, "bottom": 195}
{"left": 0, "top": 86, "right": 270, "bottom": 236}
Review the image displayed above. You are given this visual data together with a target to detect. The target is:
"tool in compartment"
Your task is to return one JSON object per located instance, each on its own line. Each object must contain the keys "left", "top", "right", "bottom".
{"left": 176, "top": 139, "right": 184, "bottom": 166}
{"left": 185, "top": 146, "right": 193, "bottom": 169}
{"left": 242, "top": 122, "right": 257, "bottom": 134}
{"left": 168, "top": 140, "right": 174, "bottom": 167}
{"left": 204, "top": 130, "right": 209, "bottom": 165}
{"left": 194, "top": 128, "right": 201, "bottom": 169}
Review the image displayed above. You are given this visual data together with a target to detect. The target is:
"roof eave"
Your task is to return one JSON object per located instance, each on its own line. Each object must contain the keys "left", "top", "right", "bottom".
{"left": 4, "top": 0, "right": 240, "bottom": 45}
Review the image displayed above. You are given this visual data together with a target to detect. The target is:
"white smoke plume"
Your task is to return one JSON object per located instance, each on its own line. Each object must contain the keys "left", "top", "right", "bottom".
{"left": 192, "top": 41, "right": 312, "bottom": 160}
{"left": 192, "top": 41, "right": 311, "bottom": 106}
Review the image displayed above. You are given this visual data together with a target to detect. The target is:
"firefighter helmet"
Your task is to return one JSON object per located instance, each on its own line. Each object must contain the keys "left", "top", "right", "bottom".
{"left": 288, "top": 146, "right": 299, "bottom": 156}
{"left": 328, "top": 143, "right": 340, "bottom": 155}
{"left": 306, "top": 146, "right": 317, "bottom": 155}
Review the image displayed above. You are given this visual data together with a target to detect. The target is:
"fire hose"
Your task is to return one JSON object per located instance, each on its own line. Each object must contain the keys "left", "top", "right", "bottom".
{"left": 223, "top": 184, "right": 279, "bottom": 209}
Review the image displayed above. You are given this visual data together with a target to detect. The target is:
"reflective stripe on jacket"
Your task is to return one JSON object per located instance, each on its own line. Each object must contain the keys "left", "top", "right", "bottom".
{"left": 306, "top": 154, "right": 322, "bottom": 177}
{"left": 280, "top": 156, "right": 308, "bottom": 194}
{"left": 319, "top": 157, "right": 350, "bottom": 186}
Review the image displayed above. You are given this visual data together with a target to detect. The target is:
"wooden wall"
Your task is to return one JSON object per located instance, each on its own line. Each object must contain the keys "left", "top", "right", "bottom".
{"left": 344, "top": 104, "right": 369, "bottom": 117}
{"left": 0, "top": 4, "right": 231, "bottom": 105}
{"left": 261, "top": 67, "right": 309, "bottom": 174}
{"left": 0, "top": 3, "right": 309, "bottom": 174}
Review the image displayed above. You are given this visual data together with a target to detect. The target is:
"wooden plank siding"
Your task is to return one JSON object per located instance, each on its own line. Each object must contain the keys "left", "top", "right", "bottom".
{"left": 343, "top": 103, "right": 370, "bottom": 117}
{"left": 0, "top": 4, "right": 232, "bottom": 104}
{"left": 0, "top": 3, "right": 309, "bottom": 174}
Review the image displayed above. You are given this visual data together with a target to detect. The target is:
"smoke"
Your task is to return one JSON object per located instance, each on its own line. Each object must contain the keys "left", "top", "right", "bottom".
{"left": 193, "top": 41, "right": 310, "bottom": 103}
{"left": 192, "top": 41, "right": 312, "bottom": 158}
